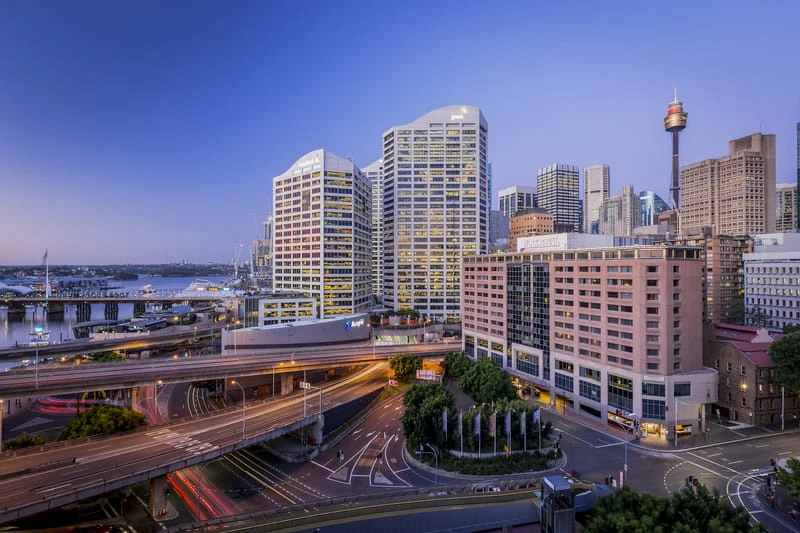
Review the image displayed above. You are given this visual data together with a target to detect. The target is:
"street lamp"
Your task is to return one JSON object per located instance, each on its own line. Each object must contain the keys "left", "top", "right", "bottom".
{"left": 416, "top": 443, "right": 439, "bottom": 486}
{"left": 230, "top": 381, "right": 246, "bottom": 441}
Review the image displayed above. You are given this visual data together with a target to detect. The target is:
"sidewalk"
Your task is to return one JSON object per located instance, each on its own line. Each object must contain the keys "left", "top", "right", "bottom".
{"left": 523, "top": 396, "right": 800, "bottom": 453}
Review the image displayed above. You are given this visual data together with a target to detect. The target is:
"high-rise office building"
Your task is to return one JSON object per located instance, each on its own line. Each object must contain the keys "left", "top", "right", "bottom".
{"left": 583, "top": 164, "right": 610, "bottom": 234}
{"left": 776, "top": 183, "right": 798, "bottom": 232}
{"left": 489, "top": 209, "right": 510, "bottom": 249}
{"left": 745, "top": 233, "right": 800, "bottom": 329}
{"left": 680, "top": 132, "right": 776, "bottom": 235}
{"left": 498, "top": 186, "right": 536, "bottom": 218}
{"left": 382, "top": 105, "right": 489, "bottom": 319}
{"left": 639, "top": 190, "right": 670, "bottom": 226}
{"left": 251, "top": 215, "right": 273, "bottom": 290}
{"left": 536, "top": 164, "right": 581, "bottom": 232}
{"left": 363, "top": 158, "right": 384, "bottom": 299}
{"left": 272, "top": 149, "right": 372, "bottom": 317}
{"left": 599, "top": 185, "right": 640, "bottom": 236}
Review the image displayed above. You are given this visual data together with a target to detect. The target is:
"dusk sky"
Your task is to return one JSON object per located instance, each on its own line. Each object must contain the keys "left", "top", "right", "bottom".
{"left": 1, "top": 0, "right": 798, "bottom": 265}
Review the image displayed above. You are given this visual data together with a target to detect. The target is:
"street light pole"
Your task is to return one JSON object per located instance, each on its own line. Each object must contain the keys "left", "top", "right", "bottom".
{"left": 417, "top": 443, "right": 439, "bottom": 486}
{"left": 231, "top": 381, "right": 245, "bottom": 441}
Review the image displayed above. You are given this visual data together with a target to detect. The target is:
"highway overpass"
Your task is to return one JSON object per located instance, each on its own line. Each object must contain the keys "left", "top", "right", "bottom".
{"left": 0, "top": 364, "right": 388, "bottom": 525}
{"left": 0, "top": 342, "right": 456, "bottom": 398}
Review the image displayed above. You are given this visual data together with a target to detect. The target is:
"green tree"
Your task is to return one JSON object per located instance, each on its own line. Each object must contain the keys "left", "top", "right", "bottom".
{"left": 59, "top": 405, "right": 147, "bottom": 440}
{"left": 389, "top": 354, "right": 422, "bottom": 382}
{"left": 90, "top": 351, "right": 126, "bottom": 362}
{"left": 585, "top": 484, "right": 763, "bottom": 533}
{"left": 768, "top": 331, "right": 800, "bottom": 391}
{"left": 783, "top": 324, "right": 800, "bottom": 335}
{"left": 401, "top": 382, "right": 455, "bottom": 450}
{"left": 460, "top": 357, "right": 517, "bottom": 404}
{"left": 777, "top": 458, "right": 800, "bottom": 498}
{"left": 441, "top": 351, "right": 472, "bottom": 380}
{"left": 4, "top": 432, "right": 45, "bottom": 450}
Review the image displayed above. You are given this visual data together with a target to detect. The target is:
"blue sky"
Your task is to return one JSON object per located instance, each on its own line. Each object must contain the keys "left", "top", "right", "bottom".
{"left": 1, "top": 0, "right": 798, "bottom": 265}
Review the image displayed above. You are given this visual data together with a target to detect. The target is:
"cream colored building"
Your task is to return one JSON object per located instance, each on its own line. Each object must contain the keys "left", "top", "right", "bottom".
{"left": 680, "top": 132, "right": 776, "bottom": 235}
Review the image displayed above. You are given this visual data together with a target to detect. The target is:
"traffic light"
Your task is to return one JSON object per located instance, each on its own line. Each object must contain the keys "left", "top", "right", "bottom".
{"left": 166, "top": 487, "right": 171, "bottom": 497}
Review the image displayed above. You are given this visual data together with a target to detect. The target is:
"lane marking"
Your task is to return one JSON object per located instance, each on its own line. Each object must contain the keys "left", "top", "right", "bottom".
{"left": 728, "top": 460, "right": 744, "bottom": 465}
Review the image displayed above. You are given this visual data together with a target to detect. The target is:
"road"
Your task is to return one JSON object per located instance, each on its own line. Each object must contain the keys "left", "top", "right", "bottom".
{"left": 544, "top": 409, "right": 800, "bottom": 533}
{"left": 0, "top": 364, "right": 388, "bottom": 525}
{"left": 0, "top": 342, "right": 455, "bottom": 397}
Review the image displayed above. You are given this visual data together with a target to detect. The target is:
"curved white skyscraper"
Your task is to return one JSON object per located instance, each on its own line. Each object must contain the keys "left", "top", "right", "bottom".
{"left": 272, "top": 149, "right": 372, "bottom": 317}
{"left": 381, "top": 105, "right": 489, "bottom": 319}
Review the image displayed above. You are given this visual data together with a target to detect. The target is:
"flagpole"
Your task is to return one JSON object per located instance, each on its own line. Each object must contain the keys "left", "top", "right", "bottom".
{"left": 524, "top": 410, "right": 527, "bottom": 453}
{"left": 538, "top": 410, "right": 542, "bottom": 454}
{"left": 460, "top": 410, "right": 463, "bottom": 455}
{"left": 493, "top": 411, "right": 497, "bottom": 456}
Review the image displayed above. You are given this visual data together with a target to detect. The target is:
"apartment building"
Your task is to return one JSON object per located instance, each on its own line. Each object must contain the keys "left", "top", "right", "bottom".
{"left": 680, "top": 132, "right": 776, "bottom": 235}
{"left": 669, "top": 227, "right": 753, "bottom": 324}
{"left": 599, "top": 185, "right": 640, "bottom": 237}
{"left": 461, "top": 238, "right": 717, "bottom": 442}
{"left": 272, "top": 149, "right": 372, "bottom": 317}
{"left": 382, "top": 105, "right": 489, "bottom": 319}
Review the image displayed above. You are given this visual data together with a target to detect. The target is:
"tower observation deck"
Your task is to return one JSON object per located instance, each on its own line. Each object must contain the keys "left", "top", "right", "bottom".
{"left": 664, "top": 90, "right": 688, "bottom": 210}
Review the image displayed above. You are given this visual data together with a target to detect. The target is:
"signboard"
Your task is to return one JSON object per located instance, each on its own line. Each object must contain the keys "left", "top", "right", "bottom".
{"left": 416, "top": 370, "right": 441, "bottom": 382}
{"left": 299, "top": 381, "right": 311, "bottom": 390}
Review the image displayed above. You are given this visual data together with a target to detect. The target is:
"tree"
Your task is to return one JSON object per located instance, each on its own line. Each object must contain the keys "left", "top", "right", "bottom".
{"left": 777, "top": 458, "right": 800, "bottom": 498}
{"left": 768, "top": 331, "right": 800, "bottom": 392}
{"left": 585, "top": 484, "right": 764, "bottom": 533}
{"left": 389, "top": 354, "right": 422, "bottom": 382}
{"left": 441, "top": 352, "right": 472, "bottom": 380}
{"left": 59, "top": 405, "right": 147, "bottom": 440}
{"left": 90, "top": 351, "right": 126, "bottom": 362}
{"left": 460, "top": 357, "right": 517, "bottom": 404}
{"left": 401, "top": 382, "right": 455, "bottom": 450}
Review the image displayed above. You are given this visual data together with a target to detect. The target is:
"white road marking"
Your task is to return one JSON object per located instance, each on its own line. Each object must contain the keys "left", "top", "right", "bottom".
{"left": 728, "top": 460, "right": 744, "bottom": 465}
{"left": 707, "top": 452, "right": 722, "bottom": 457}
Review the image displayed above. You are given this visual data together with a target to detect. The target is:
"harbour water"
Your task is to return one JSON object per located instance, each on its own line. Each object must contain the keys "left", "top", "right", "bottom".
{"left": 0, "top": 275, "right": 232, "bottom": 349}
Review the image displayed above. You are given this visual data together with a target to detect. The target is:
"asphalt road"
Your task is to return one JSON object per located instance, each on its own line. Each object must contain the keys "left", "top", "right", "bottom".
{"left": 0, "top": 364, "right": 389, "bottom": 525}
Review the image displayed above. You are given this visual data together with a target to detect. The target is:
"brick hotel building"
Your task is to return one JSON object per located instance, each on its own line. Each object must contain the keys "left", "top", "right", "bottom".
{"left": 461, "top": 235, "right": 718, "bottom": 441}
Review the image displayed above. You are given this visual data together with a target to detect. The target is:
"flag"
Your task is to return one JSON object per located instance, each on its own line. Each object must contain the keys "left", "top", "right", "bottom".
{"left": 505, "top": 410, "right": 512, "bottom": 437}
{"left": 474, "top": 413, "right": 481, "bottom": 435}
{"left": 489, "top": 412, "right": 496, "bottom": 437}
{"left": 533, "top": 409, "right": 541, "bottom": 424}
{"left": 43, "top": 250, "right": 48, "bottom": 263}
{"left": 458, "top": 410, "right": 463, "bottom": 437}
{"left": 520, "top": 410, "right": 527, "bottom": 435}
{"left": 442, "top": 407, "right": 448, "bottom": 436}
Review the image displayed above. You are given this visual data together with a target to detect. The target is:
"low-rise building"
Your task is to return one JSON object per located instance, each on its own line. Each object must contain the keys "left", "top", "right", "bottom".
{"left": 705, "top": 323, "right": 799, "bottom": 427}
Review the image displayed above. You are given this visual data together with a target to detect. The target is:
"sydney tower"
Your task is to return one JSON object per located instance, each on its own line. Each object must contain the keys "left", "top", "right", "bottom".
{"left": 664, "top": 90, "right": 688, "bottom": 210}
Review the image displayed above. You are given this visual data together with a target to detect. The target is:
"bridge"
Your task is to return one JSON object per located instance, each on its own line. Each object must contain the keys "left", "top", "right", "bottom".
{"left": 0, "top": 364, "right": 387, "bottom": 525}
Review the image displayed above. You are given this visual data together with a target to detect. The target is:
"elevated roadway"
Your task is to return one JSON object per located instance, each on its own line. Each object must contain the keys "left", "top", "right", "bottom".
{"left": 0, "top": 342, "right": 454, "bottom": 397}
{"left": 0, "top": 364, "right": 387, "bottom": 525}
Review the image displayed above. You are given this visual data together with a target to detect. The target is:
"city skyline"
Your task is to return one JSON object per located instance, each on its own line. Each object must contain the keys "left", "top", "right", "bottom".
{"left": 1, "top": 1, "right": 799, "bottom": 264}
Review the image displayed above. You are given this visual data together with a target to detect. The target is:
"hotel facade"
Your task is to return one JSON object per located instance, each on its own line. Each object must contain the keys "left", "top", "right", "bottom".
{"left": 461, "top": 236, "right": 718, "bottom": 441}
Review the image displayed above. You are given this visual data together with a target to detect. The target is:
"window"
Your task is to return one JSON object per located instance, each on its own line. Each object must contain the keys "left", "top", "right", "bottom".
{"left": 580, "top": 366, "right": 601, "bottom": 381}
{"left": 642, "top": 382, "right": 665, "bottom": 396}
{"left": 555, "top": 373, "right": 574, "bottom": 392}
{"left": 608, "top": 374, "right": 633, "bottom": 411}
{"left": 740, "top": 365, "right": 746, "bottom": 376}
{"left": 642, "top": 399, "right": 666, "bottom": 420}
{"left": 646, "top": 362, "right": 660, "bottom": 371}
{"left": 726, "top": 362, "right": 732, "bottom": 372}
{"left": 579, "top": 380, "right": 601, "bottom": 402}
{"left": 674, "top": 383, "right": 691, "bottom": 397}
{"left": 647, "top": 266, "right": 658, "bottom": 273}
